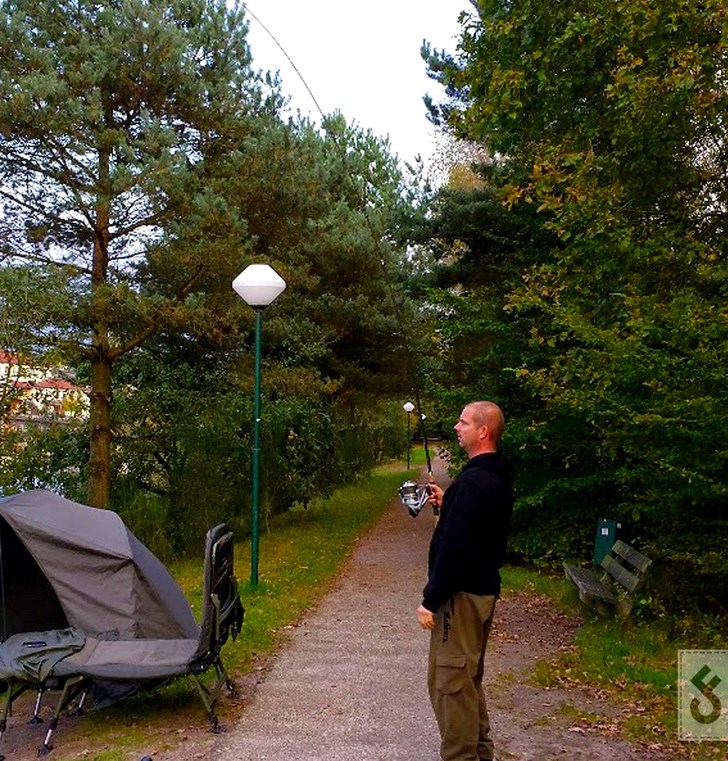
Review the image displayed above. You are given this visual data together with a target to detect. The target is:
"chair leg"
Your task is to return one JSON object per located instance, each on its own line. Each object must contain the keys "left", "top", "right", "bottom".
{"left": 29, "top": 685, "right": 44, "bottom": 725}
{"left": 190, "top": 675, "right": 222, "bottom": 734}
{"left": 39, "top": 716, "right": 57, "bottom": 756}
{"left": 0, "top": 680, "right": 33, "bottom": 761}
{"left": 190, "top": 658, "right": 236, "bottom": 734}
{"left": 73, "top": 688, "right": 89, "bottom": 717}
{"left": 0, "top": 682, "right": 12, "bottom": 761}
{"left": 38, "top": 676, "right": 85, "bottom": 756}
{"left": 224, "top": 672, "right": 237, "bottom": 698}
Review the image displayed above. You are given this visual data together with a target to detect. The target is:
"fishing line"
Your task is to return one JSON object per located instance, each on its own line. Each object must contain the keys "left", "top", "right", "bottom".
{"left": 243, "top": 4, "right": 327, "bottom": 123}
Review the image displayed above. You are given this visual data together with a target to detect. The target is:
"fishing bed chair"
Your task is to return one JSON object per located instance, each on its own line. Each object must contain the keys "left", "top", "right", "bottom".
{"left": 0, "top": 523, "right": 244, "bottom": 757}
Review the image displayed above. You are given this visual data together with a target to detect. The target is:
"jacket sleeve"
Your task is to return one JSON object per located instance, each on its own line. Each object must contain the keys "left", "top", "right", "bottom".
{"left": 421, "top": 479, "right": 481, "bottom": 612}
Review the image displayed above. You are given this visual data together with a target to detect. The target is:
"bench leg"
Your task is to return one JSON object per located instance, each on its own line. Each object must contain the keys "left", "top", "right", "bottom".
{"left": 617, "top": 598, "right": 634, "bottom": 618}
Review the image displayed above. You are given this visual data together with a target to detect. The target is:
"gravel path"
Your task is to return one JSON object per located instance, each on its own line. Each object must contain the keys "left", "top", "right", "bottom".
{"left": 211, "top": 488, "right": 439, "bottom": 761}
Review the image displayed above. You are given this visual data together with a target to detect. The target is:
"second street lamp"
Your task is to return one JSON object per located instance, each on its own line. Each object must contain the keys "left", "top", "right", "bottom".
{"left": 403, "top": 401, "right": 415, "bottom": 469}
{"left": 232, "top": 264, "right": 286, "bottom": 585}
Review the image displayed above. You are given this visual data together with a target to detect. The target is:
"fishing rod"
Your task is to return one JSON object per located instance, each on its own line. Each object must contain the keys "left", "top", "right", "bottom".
{"left": 418, "top": 408, "right": 433, "bottom": 485}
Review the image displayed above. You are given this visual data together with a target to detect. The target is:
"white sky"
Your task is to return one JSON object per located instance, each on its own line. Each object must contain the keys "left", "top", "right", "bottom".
{"left": 243, "top": 1, "right": 470, "bottom": 170}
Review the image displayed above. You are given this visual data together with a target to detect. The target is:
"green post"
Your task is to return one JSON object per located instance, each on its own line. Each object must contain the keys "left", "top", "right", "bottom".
{"left": 251, "top": 308, "right": 263, "bottom": 585}
{"left": 231, "top": 263, "right": 286, "bottom": 586}
{"left": 406, "top": 412, "right": 411, "bottom": 469}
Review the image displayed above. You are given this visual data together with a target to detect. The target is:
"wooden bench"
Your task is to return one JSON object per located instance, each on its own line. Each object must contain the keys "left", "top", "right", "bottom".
{"left": 564, "top": 539, "right": 652, "bottom": 617}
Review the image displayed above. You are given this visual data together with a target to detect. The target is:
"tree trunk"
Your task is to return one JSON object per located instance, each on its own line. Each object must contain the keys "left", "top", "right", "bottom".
{"left": 87, "top": 135, "right": 112, "bottom": 508}
{"left": 88, "top": 349, "right": 112, "bottom": 507}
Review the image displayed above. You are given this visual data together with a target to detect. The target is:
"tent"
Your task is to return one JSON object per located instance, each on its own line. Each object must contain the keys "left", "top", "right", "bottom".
{"left": 0, "top": 490, "right": 198, "bottom": 643}
{"left": 0, "top": 490, "right": 244, "bottom": 754}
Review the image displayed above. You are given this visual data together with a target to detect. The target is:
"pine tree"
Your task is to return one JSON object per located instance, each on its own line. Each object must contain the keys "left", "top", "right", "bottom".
{"left": 0, "top": 0, "right": 271, "bottom": 506}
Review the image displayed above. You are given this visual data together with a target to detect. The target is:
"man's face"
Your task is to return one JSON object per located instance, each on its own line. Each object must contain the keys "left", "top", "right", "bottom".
{"left": 454, "top": 406, "right": 482, "bottom": 455}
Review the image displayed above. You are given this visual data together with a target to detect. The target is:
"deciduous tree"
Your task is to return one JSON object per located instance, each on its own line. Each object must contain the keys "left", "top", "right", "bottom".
{"left": 421, "top": 0, "right": 727, "bottom": 586}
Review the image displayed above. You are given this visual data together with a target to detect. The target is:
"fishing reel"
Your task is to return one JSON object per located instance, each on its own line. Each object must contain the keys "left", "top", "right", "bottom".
{"left": 398, "top": 480, "right": 432, "bottom": 518}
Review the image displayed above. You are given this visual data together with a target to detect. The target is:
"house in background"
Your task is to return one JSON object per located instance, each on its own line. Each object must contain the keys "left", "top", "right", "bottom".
{"left": 0, "top": 350, "right": 89, "bottom": 432}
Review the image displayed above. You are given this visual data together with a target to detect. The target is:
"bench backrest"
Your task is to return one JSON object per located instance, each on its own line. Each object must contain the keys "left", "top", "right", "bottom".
{"left": 599, "top": 539, "right": 652, "bottom": 594}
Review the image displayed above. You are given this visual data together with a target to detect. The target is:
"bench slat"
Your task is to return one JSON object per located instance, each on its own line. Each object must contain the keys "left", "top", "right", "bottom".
{"left": 601, "top": 555, "right": 640, "bottom": 593}
{"left": 563, "top": 563, "right": 617, "bottom": 603}
{"left": 611, "top": 539, "right": 652, "bottom": 573}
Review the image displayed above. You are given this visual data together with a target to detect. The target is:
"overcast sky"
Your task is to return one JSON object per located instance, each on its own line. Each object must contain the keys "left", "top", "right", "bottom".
{"left": 243, "top": 1, "right": 470, "bottom": 170}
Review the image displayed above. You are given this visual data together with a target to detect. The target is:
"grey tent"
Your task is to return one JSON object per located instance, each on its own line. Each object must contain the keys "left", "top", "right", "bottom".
{"left": 0, "top": 490, "right": 198, "bottom": 643}
{"left": 0, "top": 490, "right": 244, "bottom": 755}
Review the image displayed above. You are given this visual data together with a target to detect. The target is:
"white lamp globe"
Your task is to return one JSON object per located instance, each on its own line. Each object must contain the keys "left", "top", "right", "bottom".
{"left": 232, "top": 264, "right": 286, "bottom": 307}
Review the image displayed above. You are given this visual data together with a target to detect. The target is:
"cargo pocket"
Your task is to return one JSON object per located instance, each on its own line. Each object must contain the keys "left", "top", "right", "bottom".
{"left": 434, "top": 653, "right": 467, "bottom": 695}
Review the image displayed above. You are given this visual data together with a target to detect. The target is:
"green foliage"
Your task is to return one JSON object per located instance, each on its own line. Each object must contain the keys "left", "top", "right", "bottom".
{"left": 0, "top": 0, "right": 279, "bottom": 505}
{"left": 102, "top": 337, "right": 409, "bottom": 556}
{"left": 0, "top": 423, "right": 88, "bottom": 499}
{"left": 415, "top": 0, "right": 728, "bottom": 614}
{"left": 91, "top": 107, "right": 421, "bottom": 551}
{"left": 644, "top": 522, "right": 728, "bottom": 619}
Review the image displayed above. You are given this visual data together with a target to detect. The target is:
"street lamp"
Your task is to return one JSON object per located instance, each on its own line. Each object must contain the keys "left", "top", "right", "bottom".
{"left": 232, "top": 264, "right": 286, "bottom": 585}
{"left": 403, "top": 401, "right": 415, "bottom": 469}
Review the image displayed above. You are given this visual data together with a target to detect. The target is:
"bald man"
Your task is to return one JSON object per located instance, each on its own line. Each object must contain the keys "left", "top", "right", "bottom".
{"left": 417, "top": 401, "right": 513, "bottom": 761}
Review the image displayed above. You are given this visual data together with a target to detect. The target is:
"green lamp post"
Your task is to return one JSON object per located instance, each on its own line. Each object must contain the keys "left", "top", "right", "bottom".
{"left": 232, "top": 264, "right": 286, "bottom": 585}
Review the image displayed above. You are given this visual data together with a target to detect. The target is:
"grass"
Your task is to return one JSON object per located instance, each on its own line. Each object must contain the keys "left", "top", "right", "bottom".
{"left": 501, "top": 564, "right": 569, "bottom": 599}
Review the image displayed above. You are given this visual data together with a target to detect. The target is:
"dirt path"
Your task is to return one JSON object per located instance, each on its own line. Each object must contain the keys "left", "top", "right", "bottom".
{"left": 1, "top": 459, "right": 677, "bottom": 760}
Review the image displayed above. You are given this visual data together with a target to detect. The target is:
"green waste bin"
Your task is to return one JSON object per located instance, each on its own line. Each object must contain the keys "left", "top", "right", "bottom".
{"left": 593, "top": 518, "right": 622, "bottom": 564}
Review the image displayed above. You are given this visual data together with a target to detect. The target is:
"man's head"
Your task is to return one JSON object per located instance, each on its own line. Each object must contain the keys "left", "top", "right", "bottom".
{"left": 454, "top": 401, "right": 505, "bottom": 458}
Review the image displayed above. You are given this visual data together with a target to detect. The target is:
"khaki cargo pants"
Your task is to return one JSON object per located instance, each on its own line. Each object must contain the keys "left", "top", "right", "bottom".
{"left": 427, "top": 591, "right": 496, "bottom": 761}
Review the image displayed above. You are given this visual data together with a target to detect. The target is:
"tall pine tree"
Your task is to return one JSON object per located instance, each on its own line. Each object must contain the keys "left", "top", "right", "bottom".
{"left": 0, "top": 0, "right": 275, "bottom": 506}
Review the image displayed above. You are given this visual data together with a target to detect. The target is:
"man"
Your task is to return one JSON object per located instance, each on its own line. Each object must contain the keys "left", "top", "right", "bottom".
{"left": 417, "top": 401, "right": 513, "bottom": 761}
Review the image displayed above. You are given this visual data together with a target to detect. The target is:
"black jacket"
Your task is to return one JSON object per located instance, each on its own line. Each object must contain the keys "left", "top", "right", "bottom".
{"left": 422, "top": 452, "right": 513, "bottom": 613}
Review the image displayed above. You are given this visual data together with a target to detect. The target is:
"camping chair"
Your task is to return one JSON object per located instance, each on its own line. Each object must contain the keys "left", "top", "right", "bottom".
{"left": 0, "top": 523, "right": 244, "bottom": 757}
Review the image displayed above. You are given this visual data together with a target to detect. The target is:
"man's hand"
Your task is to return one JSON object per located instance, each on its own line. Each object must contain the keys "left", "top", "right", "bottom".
{"left": 427, "top": 483, "right": 444, "bottom": 509}
{"left": 417, "top": 604, "right": 435, "bottom": 630}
